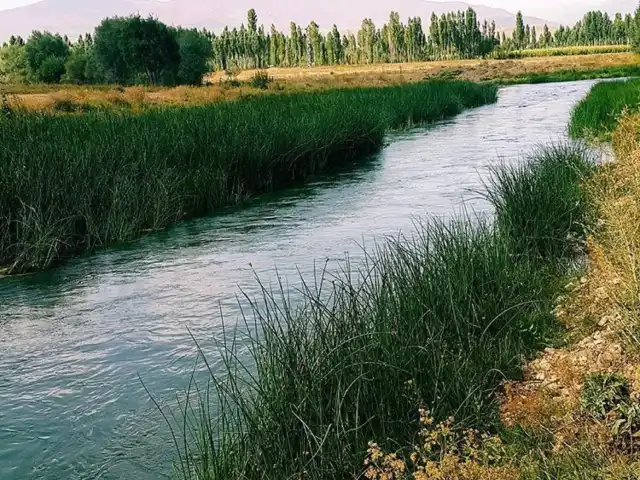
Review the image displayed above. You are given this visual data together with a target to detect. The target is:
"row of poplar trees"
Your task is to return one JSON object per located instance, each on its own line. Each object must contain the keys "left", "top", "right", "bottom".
{"left": 211, "top": 7, "right": 639, "bottom": 70}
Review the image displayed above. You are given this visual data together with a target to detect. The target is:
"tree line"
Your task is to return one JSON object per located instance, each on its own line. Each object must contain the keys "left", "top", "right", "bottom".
{"left": 1, "top": 5, "right": 639, "bottom": 85}
{"left": 0, "top": 16, "right": 212, "bottom": 85}
{"left": 212, "top": 7, "right": 640, "bottom": 70}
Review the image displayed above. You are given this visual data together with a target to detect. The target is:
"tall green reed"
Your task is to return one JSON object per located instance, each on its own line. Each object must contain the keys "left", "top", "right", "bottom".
{"left": 0, "top": 80, "right": 497, "bottom": 273}
{"left": 569, "top": 78, "right": 640, "bottom": 141}
{"left": 170, "top": 144, "right": 595, "bottom": 480}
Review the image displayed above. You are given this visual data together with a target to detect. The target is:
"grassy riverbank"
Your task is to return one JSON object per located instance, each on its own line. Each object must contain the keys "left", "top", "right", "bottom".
{"left": 569, "top": 78, "right": 640, "bottom": 141}
{"left": 175, "top": 142, "right": 596, "bottom": 478}
{"left": 173, "top": 78, "right": 640, "bottom": 480}
{"left": 494, "top": 64, "right": 640, "bottom": 86}
{"left": 0, "top": 80, "right": 496, "bottom": 274}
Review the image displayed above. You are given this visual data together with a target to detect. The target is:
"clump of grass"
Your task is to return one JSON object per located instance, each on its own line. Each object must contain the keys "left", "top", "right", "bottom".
{"left": 569, "top": 79, "right": 640, "bottom": 141}
{"left": 485, "top": 144, "right": 595, "bottom": 260}
{"left": 171, "top": 143, "right": 594, "bottom": 479}
{"left": 249, "top": 70, "right": 271, "bottom": 89}
{"left": 0, "top": 80, "right": 497, "bottom": 273}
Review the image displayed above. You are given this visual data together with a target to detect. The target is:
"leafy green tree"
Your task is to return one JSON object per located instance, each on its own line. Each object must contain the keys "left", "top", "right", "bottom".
{"left": 514, "top": 11, "right": 525, "bottom": 48}
{"left": 306, "top": 21, "right": 322, "bottom": 66}
{"left": 63, "top": 48, "right": 89, "bottom": 83}
{"left": 247, "top": 9, "right": 258, "bottom": 33}
{"left": 24, "top": 31, "right": 70, "bottom": 82}
{"left": 94, "top": 17, "right": 130, "bottom": 82}
{"left": 94, "top": 16, "right": 180, "bottom": 85}
{"left": 176, "top": 28, "right": 212, "bottom": 85}
{"left": 38, "top": 55, "right": 66, "bottom": 83}
{"left": 633, "top": 4, "right": 640, "bottom": 52}
{"left": 0, "top": 43, "right": 27, "bottom": 83}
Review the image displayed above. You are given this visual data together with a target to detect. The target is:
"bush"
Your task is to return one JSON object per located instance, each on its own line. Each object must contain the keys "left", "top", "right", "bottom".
{"left": 37, "top": 55, "right": 66, "bottom": 83}
{"left": 249, "top": 69, "right": 271, "bottom": 89}
{"left": 581, "top": 373, "right": 630, "bottom": 419}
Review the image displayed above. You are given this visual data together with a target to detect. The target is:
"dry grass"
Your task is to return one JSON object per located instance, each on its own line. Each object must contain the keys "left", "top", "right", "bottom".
{"left": 208, "top": 52, "right": 638, "bottom": 85}
{"left": 3, "top": 52, "right": 638, "bottom": 113}
{"left": 500, "top": 114, "right": 640, "bottom": 471}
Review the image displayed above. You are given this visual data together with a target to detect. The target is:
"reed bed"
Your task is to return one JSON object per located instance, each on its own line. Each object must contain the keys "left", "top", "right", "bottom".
{"left": 173, "top": 144, "right": 596, "bottom": 480}
{"left": 569, "top": 78, "right": 640, "bottom": 141}
{"left": 0, "top": 80, "right": 497, "bottom": 273}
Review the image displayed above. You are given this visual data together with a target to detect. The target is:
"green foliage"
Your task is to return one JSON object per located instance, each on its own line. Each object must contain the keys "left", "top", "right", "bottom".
{"left": 176, "top": 28, "right": 212, "bottom": 85}
{"left": 210, "top": 6, "right": 633, "bottom": 70}
{"left": 633, "top": 4, "right": 640, "bottom": 52}
{"left": 37, "top": 55, "right": 66, "bottom": 83}
{"left": 485, "top": 144, "right": 595, "bottom": 260}
{"left": 94, "top": 15, "right": 180, "bottom": 85}
{"left": 0, "top": 43, "right": 27, "bottom": 83}
{"left": 0, "top": 6, "right": 635, "bottom": 83}
{"left": 249, "top": 69, "right": 270, "bottom": 89}
{"left": 581, "top": 373, "right": 630, "bottom": 419}
{"left": 579, "top": 373, "right": 640, "bottom": 451}
{"left": 63, "top": 49, "right": 89, "bottom": 83}
{"left": 0, "top": 80, "right": 496, "bottom": 272}
{"left": 170, "top": 143, "right": 594, "bottom": 479}
{"left": 569, "top": 79, "right": 640, "bottom": 141}
{"left": 24, "top": 31, "right": 69, "bottom": 83}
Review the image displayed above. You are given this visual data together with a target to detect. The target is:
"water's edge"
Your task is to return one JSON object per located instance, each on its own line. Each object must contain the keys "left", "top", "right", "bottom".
{"left": 0, "top": 80, "right": 601, "bottom": 480}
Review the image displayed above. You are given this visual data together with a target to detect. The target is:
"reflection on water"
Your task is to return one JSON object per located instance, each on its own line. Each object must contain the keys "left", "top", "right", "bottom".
{"left": 0, "top": 80, "right": 601, "bottom": 479}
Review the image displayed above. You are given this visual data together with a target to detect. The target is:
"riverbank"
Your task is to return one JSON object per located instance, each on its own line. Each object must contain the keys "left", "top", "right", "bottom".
{"left": 359, "top": 76, "right": 640, "bottom": 478}
{"left": 175, "top": 126, "right": 598, "bottom": 477}
{"left": 3, "top": 52, "right": 637, "bottom": 113}
{"left": 0, "top": 80, "right": 496, "bottom": 274}
{"left": 175, "top": 77, "right": 640, "bottom": 479}
{"left": 570, "top": 78, "right": 640, "bottom": 141}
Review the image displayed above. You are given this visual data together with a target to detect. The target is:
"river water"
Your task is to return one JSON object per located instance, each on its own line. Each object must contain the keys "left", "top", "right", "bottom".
{"left": 0, "top": 80, "right": 601, "bottom": 479}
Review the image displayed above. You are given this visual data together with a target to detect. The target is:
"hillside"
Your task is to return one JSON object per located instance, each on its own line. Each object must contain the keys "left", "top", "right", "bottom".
{"left": 0, "top": 0, "right": 556, "bottom": 40}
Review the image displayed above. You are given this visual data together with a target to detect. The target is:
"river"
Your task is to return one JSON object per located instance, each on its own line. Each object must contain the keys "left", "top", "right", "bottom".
{"left": 0, "top": 80, "right": 602, "bottom": 479}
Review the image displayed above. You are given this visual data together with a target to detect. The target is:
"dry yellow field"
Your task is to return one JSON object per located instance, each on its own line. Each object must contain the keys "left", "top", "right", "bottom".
{"left": 4, "top": 52, "right": 638, "bottom": 113}
{"left": 208, "top": 52, "right": 639, "bottom": 85}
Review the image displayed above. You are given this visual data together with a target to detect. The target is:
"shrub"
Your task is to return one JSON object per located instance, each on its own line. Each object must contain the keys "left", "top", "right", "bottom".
{"left": 249, "top": 70, "right": 271, "bottom": 89}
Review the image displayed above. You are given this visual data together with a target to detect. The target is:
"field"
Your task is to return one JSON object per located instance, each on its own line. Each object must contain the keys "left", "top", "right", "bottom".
{"left": 2, "top": 52, "right": 638, "bottom": 113}
{"left": 495, "top": 44, "right": 631, "bottom": 59}
{"left": 0, "top": 80, "right": 497, "bottom": 274}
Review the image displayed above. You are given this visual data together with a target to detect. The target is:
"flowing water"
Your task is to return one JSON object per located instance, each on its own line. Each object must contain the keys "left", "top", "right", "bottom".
{"left": 0, "top": 80, "right": 602, "bottom": 479}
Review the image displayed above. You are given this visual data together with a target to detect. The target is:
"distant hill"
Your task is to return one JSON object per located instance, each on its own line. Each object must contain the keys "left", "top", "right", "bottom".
{"left": 0, "top": 0, "right": 558, "bottom": 41}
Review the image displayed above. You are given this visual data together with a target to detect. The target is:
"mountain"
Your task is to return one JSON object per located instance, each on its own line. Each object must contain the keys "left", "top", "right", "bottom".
{"left": 0, "top": 0, "right": 558, "bottom": 41}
